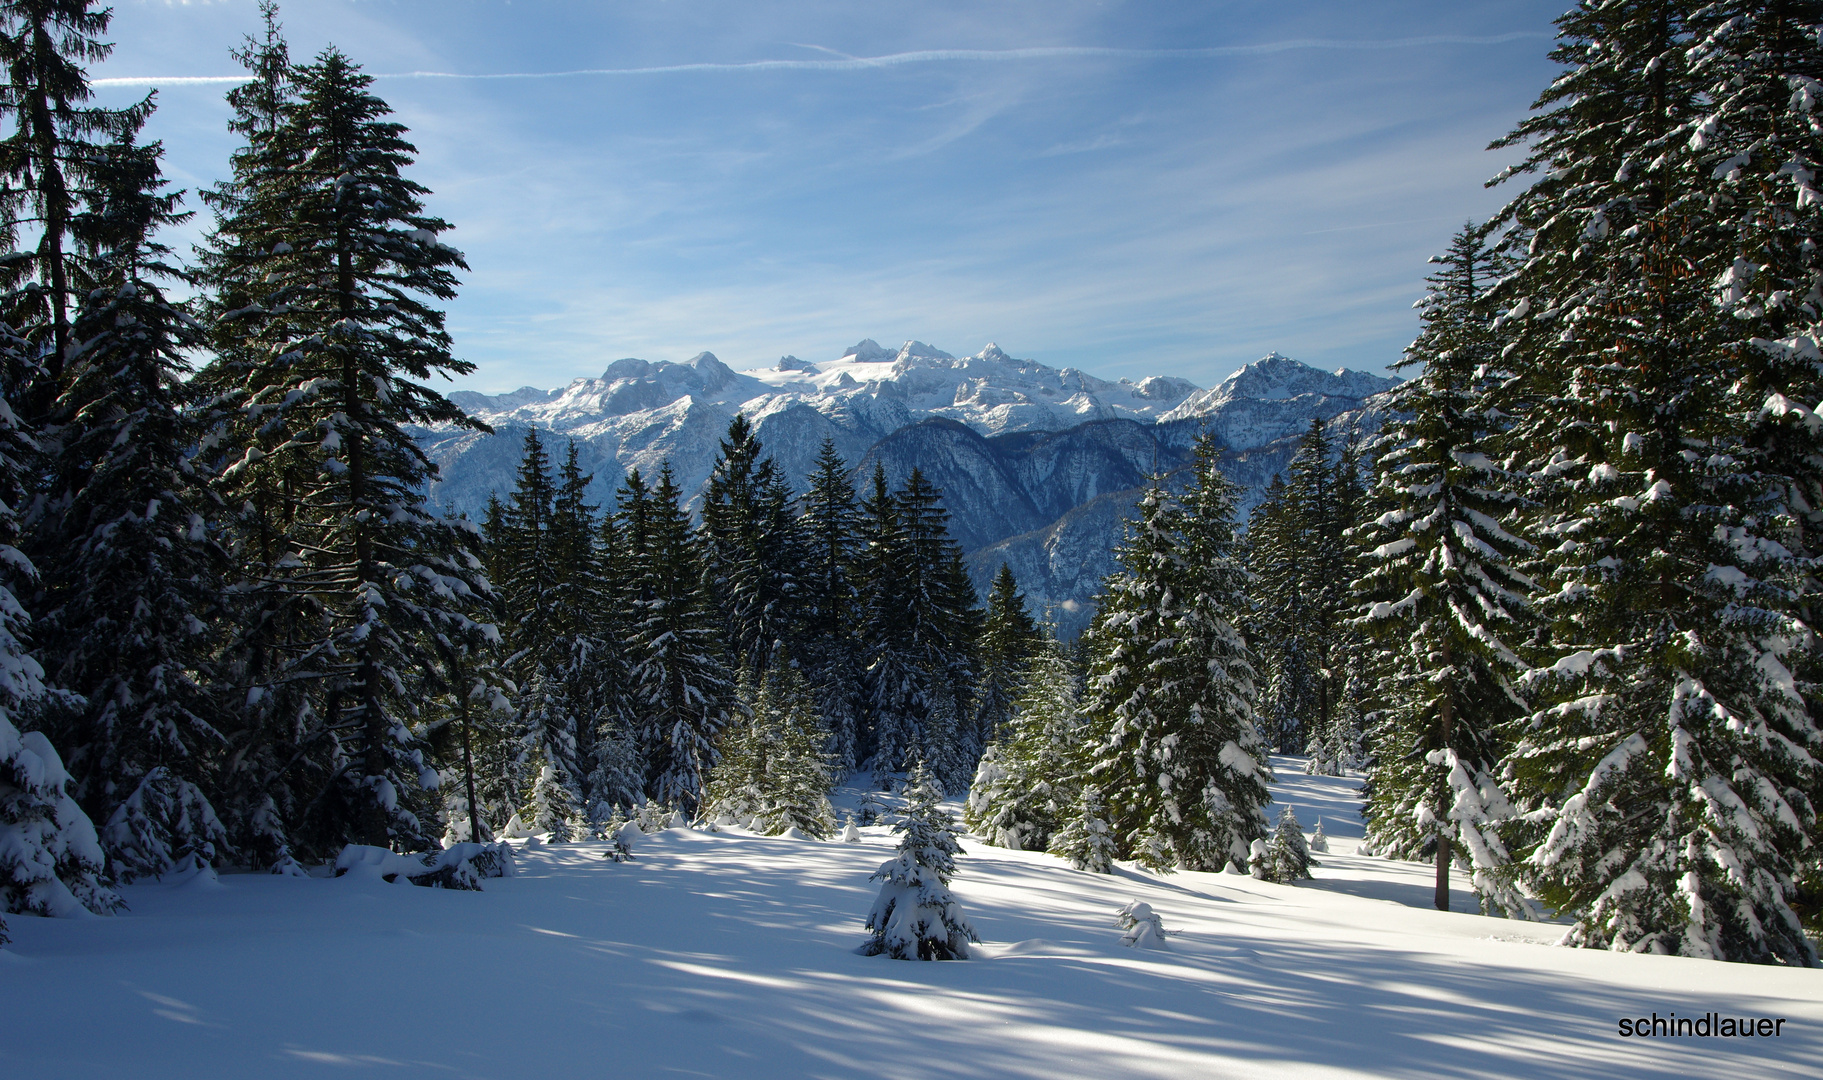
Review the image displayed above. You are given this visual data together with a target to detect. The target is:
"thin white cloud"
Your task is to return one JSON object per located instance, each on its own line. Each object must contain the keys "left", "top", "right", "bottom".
{"left": 93, "top": 33, "right": 1547, "bottom": 88}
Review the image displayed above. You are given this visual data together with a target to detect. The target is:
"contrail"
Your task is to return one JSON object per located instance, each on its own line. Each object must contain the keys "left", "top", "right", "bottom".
{"left": 92, "top": 33, "right": 1546, "bottom": 89}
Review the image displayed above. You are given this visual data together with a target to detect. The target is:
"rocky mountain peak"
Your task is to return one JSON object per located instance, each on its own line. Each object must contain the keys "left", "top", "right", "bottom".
{"left": 894, "top": 340, "right": 956, "bottom": 363}
{"left": 842, "top": 339, "right": 895, "bottom": 363}
{"left": 419, "top": 341, "right": 1393, "bottom": 637}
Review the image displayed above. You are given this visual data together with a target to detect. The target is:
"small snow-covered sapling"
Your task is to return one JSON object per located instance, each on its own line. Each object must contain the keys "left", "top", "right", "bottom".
{"left": 1115, "top": 900, "right": 1169, "bottom": 949}
{"left": 858, "top": 762, "right": 979, "bottom": 961}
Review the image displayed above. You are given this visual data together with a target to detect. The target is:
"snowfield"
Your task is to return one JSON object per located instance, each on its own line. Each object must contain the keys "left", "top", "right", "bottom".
{"left": 2, "top": 761, "right": 1816, "bottom": 1079}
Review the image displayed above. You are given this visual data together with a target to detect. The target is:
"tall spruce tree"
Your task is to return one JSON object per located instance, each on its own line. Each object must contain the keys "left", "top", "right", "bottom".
{"left": 626, "top": 464, "right": 733, "bottom": 813}
{"left": 497, "top": 427, "right": 558, "bottom": 670}
{"left": 28, "top": 116, "right": 234, "bottom": 880}
{"left": 797, "top": 438, "right": 864, "bottom": 774}
{"left": 1172, "top": 434, "right": 1274, "bottom": 867}
{"left": 1486, "top": 1, "right": 1820, "bottom": 963}
{"left": 1680, "top": 5, "right": 1823, "bottom": 936}
{"left": 857, "top": 466, "right": 977, "bottom": 790}
{"left": 1080, "top": 440, "right": 1271, "bottom": 872}
{"left": 1247, "top": 417, "right": 1369, "bottom": 758}
{"left": 0, "top": 0, "right": 135, "bottom": 383}
{"left": 701, "top": 415, "right": 802, "bottom": 670}
{"left": 583, "top": 491, "right": 641, "bottom": 813}
{"left": 1247, "top": 475, "right": 1322, "bottom": 753}
{"left": 490, "top": 430, "right": 591, "bottom": 808}
{"left": 973, "top": 563, "right": 1041, "bottom": 751}
{"left": 1355, "top": 224, "right": 1536, "bottom": 917}
{"left": 194, "top": 48, "right": 492, "bottom": 853}
{"left": 0, "top": 316, "right": 116, "bottom": 934}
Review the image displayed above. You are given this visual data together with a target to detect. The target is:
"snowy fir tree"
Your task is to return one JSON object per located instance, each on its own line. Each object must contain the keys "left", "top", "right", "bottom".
{"left": 0, "top": 307, "right": 118, "bottom": 931}
{"left": 1247, "top": 421, "right": 1360, "bottom": 753}
{"left": 966, "top": 636, "right": 1083, "bottom": 851}
{"left": 626, "top": 466, "right": 734, "bottom": 814}
{"left": 702, "top": 660, "right": 835, "bottom": 837}
{"left": 1048, "top": 784, "right": 1117, "bottom": 875}
{"left": 1, "top": 714, "right": 119, "bottom": 942}
{"left": 859, "top": 760, "right": 978, "bottom": 960}
{"left": 524, "top": 762, "right": 580, "bottom": 842}
{"left": 0, "top": 0, "right": 150, "bottom": 922}
{"left": 700, "top": 415, "right": 804, "bottom": 670}
{"left": 20, "top": 111, "right": 236, "bottom": 882}
{"left": 194, "top": 46, "right": 493, "bottom": 854}
{"left": 1259, "top": 805, "right": 1313, "bottom": 884}
{"left": 1246, "top": 474, "right": 1321, "bottom": 753}
{"left": 796, "top": 437, "right": 865, "bottom": 774}
{"left": 495, "top": 427, "right": 564, "bottom": 675}
{"left": 856, "top": 465, "right": 978, "bottom": 790}
{"left": 1354, "top": 223, "right": 1536, "bottom": 916}
{"left": 1170, "top": 434, "right": 1275, "bottom": 868}
{"left": 973, "top": 563, "right": 1042, "bottom": 750}
{"left": 1479, "top": 0, "right": 1823, "bottom": 964}
{"left": 1078, "top": 437, "right": 1271, "bottom": 872}
{"left": 1115, "top": 899, "right": 1168, "bottom": 949}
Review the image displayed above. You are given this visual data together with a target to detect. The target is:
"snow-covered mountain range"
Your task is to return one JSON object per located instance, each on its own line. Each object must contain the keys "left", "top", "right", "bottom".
{"left": 416, "top": 342, "right": 1397, "bottom": 632}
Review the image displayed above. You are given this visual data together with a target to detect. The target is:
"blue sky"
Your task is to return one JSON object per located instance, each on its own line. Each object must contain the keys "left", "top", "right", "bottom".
{"left": 97, "top": 1, "right": 1570, "bottom": 393}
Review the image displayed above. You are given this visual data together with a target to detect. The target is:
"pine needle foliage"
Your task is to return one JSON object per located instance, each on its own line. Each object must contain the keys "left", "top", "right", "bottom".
{"left": 1355, "top": 224, "right": 1536, "bottom": 917}
{"left": 1487, "top": 0, "right": 1821, "bottom": 964}
{"left": 860, "top": 759, "right": 978, "bottom": 960}
{"left": 194, "top": 47, "right": 493, "bottom": 854}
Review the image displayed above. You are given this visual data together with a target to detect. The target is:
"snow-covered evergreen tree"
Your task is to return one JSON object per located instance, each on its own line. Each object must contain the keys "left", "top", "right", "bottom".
{"left": 194, "top": 47, "right": 493, "bottom": 854}
{"left": 797, "top": 438, "right": 864, "bottom": 774}
{"left": 100, "top": 766, "right": 229, "bottom": 881}
{"left": 625, "top": 465, "right": 734, "bottom": 814}
{"left": 1247, "top": 421, "right": 1358, "bottom": 753}
{"left": 702, "top": 660, "right": 835, "bottom": 836}
{"left": 1172, "top": 435, "right": 1274, "bottom": 867}
{"left": 1354, "top": 223, "right": 1535, "bottom": 915}
{"left": 1048, "top": 784, "right": 1116, "bottom": 874}
{"left": 24, "top": 113, "right": 233, "bottom": 881}
{"left": 524, "top": 762, "right": 579, "bottom": 842}
{"left": 1, "top": 715, "right": 119, "bottom": 942}
{"left": 859, "top": 760, "right": 978, "bottom": 960}
{"left": 1115, "top": 899, "right": 1168, "bottom": 949}
{"left": 0, "top": 306, "right": 120, "bottom": 921}
{"left": 0, "top": 0, "right": 128, "bottom": 932}
{"left": 1260, "top": 805, "right": 1313, "bottom": 884}
{"left": 496, "top": 427, "right": 560, "bottom": 668}
{"left": 1079, "top": 436, "right": 1270, "bottom": 871}
{"left": 1246, "top": 476, "right": 1320, "bottom": 753}
{"left": 701, "top": 415, "right": 804, "bottom": 670}
{"left": 965, "top": 637, "right": 1082, "bottom": 851}
{"left": 857, "top": 466, "right": 977, "bottom": 790}
{"left": 973, "top": 563, "right": 1041, "bottom": 750}
{"left": 1486, "top": 1, "right": 1821, "bottom": 963}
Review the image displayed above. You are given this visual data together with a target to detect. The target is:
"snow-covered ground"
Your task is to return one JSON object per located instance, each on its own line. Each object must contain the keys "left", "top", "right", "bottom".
{"left": 4, "top": 759, "right": 1816, "bottom": 1079}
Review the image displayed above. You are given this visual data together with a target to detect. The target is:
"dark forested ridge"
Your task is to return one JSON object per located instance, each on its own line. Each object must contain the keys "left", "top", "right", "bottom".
{"left": 3, "top": 1, "right": 1820, "bottom": 967}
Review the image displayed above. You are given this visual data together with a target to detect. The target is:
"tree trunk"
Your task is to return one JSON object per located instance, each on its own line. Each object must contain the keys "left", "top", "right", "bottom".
{"left": 1433, "top": 641, "right": 1453, "bottom": 912}
{"left": 461, "top": 671, "right": 482, "bottom": 844}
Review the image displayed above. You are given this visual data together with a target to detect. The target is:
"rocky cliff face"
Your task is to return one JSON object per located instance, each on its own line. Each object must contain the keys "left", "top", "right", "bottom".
{"left": 415, "top": 342, "right": 1397, "bottom": 633}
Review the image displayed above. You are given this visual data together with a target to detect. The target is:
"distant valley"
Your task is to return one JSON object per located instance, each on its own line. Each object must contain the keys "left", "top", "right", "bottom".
{"left": 416, "top": 342, "right": 1397, "bottom": 634}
